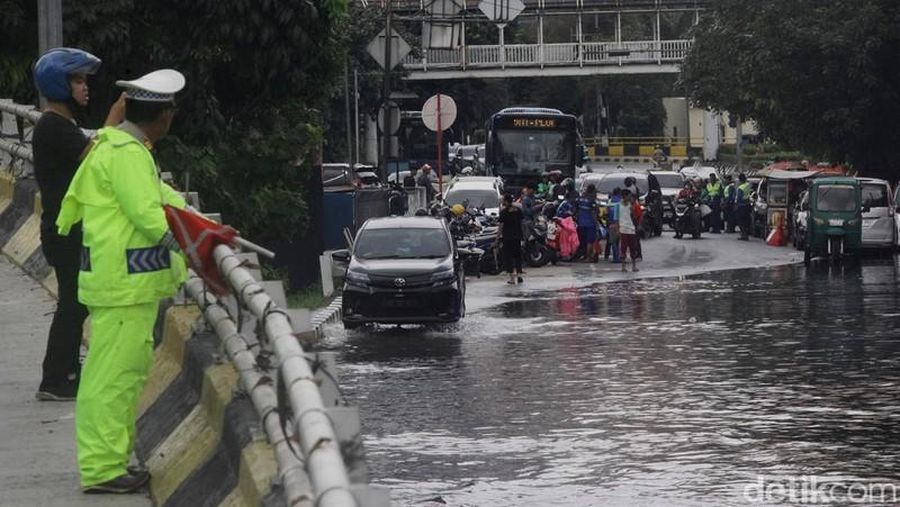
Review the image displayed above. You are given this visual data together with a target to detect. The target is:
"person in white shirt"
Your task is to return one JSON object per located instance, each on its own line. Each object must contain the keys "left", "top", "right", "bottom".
{"left": 617, "top": 189, "right": 643, "bottom": 272}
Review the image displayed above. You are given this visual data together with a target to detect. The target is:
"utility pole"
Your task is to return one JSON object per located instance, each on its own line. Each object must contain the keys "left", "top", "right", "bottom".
{"left": 37, "top": 0, "right": 63, "bottom": 53}
{"left": 344, "top": 58, "right": 353, "bottom": 167}
{"left": 380, "top": 0, "right": 393, "bottom": 181}
{"left": 735, "top": 114, "right": 743, "bottom": 172}
{"left": 37, "top": 0, "right": 63, "bottom": 108}
{"left": 354, "top": 68, "right": 360, "bottom": 165}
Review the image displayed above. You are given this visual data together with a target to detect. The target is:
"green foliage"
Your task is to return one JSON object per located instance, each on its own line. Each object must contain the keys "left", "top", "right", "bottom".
{"left": 2, "top": 0, "right": 347, "bottom": 250}
{"left": 681, "top": 0, "right": 900, "bottom": 177}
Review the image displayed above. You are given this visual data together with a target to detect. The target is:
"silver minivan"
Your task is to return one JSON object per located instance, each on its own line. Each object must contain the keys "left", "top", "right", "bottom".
{"left": 858, "top": 177, "right": 895, "bottom": 249}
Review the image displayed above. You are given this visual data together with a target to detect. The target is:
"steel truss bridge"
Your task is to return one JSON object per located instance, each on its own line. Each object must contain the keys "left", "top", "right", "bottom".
{"left": 391, "top": 0, "right": 707, "bottom": 80}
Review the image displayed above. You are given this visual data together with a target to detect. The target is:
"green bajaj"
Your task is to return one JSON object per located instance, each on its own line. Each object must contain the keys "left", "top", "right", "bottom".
{"left": 803, "top": 177, "right": 863, "bottom": 265}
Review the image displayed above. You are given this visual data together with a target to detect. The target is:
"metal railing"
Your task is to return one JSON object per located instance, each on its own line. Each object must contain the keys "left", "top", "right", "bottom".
{"left": 403, "top": 38, "right": 692, "bottom": 70}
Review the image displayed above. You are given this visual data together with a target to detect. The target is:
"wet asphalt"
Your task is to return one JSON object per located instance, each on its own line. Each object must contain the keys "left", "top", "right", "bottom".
{"left": 321, "top": 241, "right": 900, "bottom": 506}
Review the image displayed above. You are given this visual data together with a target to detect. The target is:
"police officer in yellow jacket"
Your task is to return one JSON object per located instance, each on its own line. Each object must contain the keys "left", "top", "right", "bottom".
{"left": 57, "top": 69, "right": 187, "bottom": 494}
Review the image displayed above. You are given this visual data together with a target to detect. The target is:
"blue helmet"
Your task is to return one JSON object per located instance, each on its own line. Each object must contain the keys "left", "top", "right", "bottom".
{"left": 33, "top": 47, "right": 101, "bottom": 101}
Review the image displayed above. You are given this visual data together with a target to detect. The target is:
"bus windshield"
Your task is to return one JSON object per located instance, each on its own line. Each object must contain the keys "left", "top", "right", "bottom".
{"left": 495, "top": 129, "right": 573, "bottom": 174}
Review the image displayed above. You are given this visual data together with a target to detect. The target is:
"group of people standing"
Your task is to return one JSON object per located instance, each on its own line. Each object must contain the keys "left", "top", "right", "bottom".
{"left": 496, "top": 177, "right": 647, "bottom": 284}
{"left": 676, "top": 172, "right": 755, "bottom": 239}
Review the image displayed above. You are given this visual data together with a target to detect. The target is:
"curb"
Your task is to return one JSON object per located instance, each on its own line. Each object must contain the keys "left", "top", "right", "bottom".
{"left": 311, "top": 295, "right": 343, "bottom": 339}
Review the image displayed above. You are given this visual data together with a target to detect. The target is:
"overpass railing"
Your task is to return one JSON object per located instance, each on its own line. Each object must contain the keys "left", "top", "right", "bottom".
{"left": 403, "top": 39, "right": 692, "bottom": 71}
{"left": 0, "top": 100, "right": 385, "bottom": 506}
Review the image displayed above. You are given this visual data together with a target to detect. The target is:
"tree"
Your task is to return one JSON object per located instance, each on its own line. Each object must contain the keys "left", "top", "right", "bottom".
{"left": 1, "top": 0, "right": 348, "bottom": 250}
{"left": 681, "top": 0, "right": 900, "bottom": 176}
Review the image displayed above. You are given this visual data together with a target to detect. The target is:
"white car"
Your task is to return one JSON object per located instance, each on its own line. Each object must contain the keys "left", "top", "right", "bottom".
{"left": 895, "top": 185, "right": 900, "bottom": 250}
{"left": 442, "top": 176, "right": 504, "bottom": 217}
{"left": 858, "top": 177, "right": 895, "bottom": 249}
{"left": 680, "top": 165, "right": 719, "bottom": 182}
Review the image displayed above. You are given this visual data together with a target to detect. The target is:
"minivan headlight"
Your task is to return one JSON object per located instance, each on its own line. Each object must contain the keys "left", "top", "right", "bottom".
{"left": 346, "top": 270, "right": 371, "bottom": 287}
{"left": 431, "top": 270, "right": 456, "bottom": 287}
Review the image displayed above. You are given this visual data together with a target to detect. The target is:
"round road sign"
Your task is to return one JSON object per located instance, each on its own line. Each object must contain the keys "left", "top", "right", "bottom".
{"left": 421, "top": 94, "right": 457, "bottom": 132}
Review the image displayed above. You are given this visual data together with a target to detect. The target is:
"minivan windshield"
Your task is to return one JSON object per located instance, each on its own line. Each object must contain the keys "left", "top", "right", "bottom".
{"left": 654, "top": 173, "right": 684, "bottom": 188}
{"left": 598, "top": 175, "right": 648, "bottom": 194}
{"left": 354, "top": 228, "right": 451, "bottom": 259}
{"left": 862, "top": 183, "right": 888, "bottom": 208}
{"left": 444, "top": 188, "right": 500, "bottom": 209}
{"left": 816, "top": 185, "right": 857, "bottom": 212}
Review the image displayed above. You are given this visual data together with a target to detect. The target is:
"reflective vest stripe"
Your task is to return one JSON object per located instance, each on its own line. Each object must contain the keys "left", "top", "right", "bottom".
{"left": 80, "top": 246, "right": 92, "bottom": 272}
{"left": 126, "top": 246, "right": 171, "bottom": 274}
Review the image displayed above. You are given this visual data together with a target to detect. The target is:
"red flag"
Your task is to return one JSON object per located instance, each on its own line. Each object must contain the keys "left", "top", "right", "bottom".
{"left": 164, "top": 205, "right": 238, "bottom": 295}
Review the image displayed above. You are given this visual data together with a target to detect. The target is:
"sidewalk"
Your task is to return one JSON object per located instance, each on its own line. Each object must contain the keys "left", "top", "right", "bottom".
{"left": 0, "top": 255, "right": 149, "bottom": 507}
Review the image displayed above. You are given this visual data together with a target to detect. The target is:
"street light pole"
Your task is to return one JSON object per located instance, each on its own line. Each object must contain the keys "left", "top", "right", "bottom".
{"left": 735, "top": 114, "right": 743, "bottom": 172}
{"left": 380, "top": 0, "right": 393, "bottom": 181}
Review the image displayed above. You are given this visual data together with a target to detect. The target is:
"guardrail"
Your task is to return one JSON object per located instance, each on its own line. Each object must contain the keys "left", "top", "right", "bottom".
{"left": 0, "top": 100, "right": 385, "bottom": 506}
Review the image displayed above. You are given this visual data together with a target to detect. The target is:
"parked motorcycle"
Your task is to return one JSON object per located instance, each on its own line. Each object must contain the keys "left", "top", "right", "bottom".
{"left": 673, "top": 198, "right": 703, "bottom": 239}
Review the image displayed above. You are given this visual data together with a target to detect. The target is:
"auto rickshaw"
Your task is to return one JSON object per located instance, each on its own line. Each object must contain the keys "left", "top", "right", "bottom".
{"left": 803, "top": 177, "right": 863, "bottom": 265}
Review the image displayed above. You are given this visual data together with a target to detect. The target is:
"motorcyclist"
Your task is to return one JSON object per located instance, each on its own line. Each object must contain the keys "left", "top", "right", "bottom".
{"left": 677, "top": 180, "right": 697, "bottom": 201}
{"left": 674, "top": 181, "right": 700, "bottom": 239}
{"left": 461, "top": 166, "right": 474, "bottom": 176}
{"left": 704, "top": 173, "right": 723, "bottom": 233}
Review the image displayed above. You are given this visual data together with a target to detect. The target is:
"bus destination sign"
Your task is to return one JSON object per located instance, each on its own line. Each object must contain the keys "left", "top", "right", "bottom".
{"left": 511, "top": 118, "right": 557, "bottom": 128}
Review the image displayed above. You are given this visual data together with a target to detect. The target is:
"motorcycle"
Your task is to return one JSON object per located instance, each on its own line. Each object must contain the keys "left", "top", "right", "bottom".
{"left": 524, "top": 216, "right": 553, "bottom": 267}
{"left": 673, "top": 197, "right": 703, "bottom": 239}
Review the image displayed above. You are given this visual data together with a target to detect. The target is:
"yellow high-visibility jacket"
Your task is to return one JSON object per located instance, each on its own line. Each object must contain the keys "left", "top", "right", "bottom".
{"left": 57, "top": 126, "right": 186, "bottom": 307}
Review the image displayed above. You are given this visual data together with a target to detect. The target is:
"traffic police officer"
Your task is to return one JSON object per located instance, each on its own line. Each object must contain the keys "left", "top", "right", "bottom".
{"left": 722, "top": 174, "right": 736, "bottom": 233}
{"left": 705, "top": 173, "right": 723, "bottom": 234}
{"left": 57, "top": 69, "right": 187, "bottom": 494}
{"left": 735, "top": 173, "right": 753, "bottom": 241}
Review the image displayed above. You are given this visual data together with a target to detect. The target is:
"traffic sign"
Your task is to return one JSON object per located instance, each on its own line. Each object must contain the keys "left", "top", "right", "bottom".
{"left": 478, "top": 0, "right": 525, "bottom": 24}
{"left": 377, "top": 101, "right": 401, "bottom": 135}
{"left": 366, "top": 29, "right": 411, "bottom": 70}
{"left": 421, "top": 94, "right": 457, "bottom": 132}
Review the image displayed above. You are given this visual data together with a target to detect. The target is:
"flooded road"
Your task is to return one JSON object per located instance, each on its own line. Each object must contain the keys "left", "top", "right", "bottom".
{"left": 323, "top": 261, "right": 900, "bottom": 505}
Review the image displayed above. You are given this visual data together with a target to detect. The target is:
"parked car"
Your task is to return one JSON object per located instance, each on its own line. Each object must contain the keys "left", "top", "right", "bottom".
{"left": 679, "top": 165, "right": 719, "bottom": 182}
{"left": 858, "top": 177, "right": 895, "bottom": 249}
{"left": 592, "top": 172, "right": 649, "bottom": 205}
{"left": 895, "top": 185, "right": 900, "bottom": 250}
{"left": 442, "top": 176, "right": 504, "bottom": 217}
{"left": 337, "top": 217, "right": 469, "bottom": 329}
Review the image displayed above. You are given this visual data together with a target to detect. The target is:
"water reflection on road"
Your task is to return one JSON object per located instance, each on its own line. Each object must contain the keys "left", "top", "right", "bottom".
{"left": 323, "top": 261, "right": 900, "bottom": 506}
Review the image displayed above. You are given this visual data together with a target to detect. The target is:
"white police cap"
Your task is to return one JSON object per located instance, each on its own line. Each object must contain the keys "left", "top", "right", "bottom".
{"left": 116, "top": 69, "right": 185, "bottom": 102}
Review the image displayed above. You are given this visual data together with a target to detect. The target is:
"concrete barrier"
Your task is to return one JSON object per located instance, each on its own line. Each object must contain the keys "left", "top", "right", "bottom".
{"left": 138, "top": 305, "right": 281, "bottom": 506}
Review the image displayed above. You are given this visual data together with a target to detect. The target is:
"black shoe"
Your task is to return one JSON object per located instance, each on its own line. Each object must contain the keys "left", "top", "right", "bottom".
{"left": 517, "top": 276, "right": 524, "bottom": 284}
{"left": 36, "top": 381, "right": 78, "bottom": 401}
{"left": 83, "top": 470, "right": 150, "bottom": 494}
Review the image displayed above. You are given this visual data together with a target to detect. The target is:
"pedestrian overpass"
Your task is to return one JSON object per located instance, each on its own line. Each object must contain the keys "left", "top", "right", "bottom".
{"left": 392, "top": 0, "right": 706, "bottom": 80}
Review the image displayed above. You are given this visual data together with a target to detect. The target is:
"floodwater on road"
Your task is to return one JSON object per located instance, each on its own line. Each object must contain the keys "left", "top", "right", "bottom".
{"left": 321, "top": 260, "right": 900, "bottom": 506}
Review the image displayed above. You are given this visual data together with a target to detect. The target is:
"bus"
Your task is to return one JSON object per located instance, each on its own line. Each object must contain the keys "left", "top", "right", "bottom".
{"left": 484, "top": 107, "right": 583, "bottom": 192}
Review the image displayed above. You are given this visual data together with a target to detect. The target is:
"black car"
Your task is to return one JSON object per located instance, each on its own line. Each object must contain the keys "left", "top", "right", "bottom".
{"left": 337, "top": 216, "right": 467, "bottom": 329}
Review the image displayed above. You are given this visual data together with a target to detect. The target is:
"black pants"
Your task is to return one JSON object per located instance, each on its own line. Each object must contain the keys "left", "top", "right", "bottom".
{"left": 40, "top": 227, "right": 88, "bottom": 388}
{"left": 502, "top": 239, "right": 523, "bottom": 274}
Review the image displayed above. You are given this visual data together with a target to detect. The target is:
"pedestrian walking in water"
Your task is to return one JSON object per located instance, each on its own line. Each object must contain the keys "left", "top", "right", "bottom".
{"left": 57, "top": 68, "right": 189, "bottom": 494}
{"left": 32, "top": 48, "right": 126, "bottom": 401}
{"left": 498, "top": 194, "right": 524, "bottom": 284}
{"left": 618, "top": 189, "right": 643, "bottom": 272}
